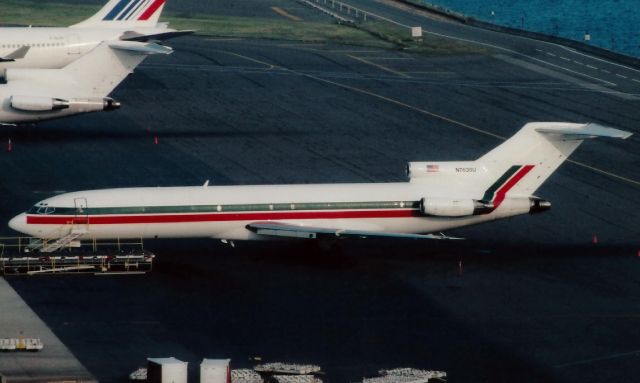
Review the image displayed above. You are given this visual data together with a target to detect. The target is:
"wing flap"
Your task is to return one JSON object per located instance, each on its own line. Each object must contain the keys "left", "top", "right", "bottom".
{"left": 246, "top": 222, "right": 462, "bottom": 240}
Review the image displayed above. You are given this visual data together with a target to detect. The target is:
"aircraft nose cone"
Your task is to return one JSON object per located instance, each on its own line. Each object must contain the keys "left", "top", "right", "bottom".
{"left": 8, "top": 213, "right": 27, "bottom": 234}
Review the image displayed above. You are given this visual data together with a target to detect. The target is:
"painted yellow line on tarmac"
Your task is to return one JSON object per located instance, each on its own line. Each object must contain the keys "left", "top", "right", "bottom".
{"left": 403, "top": 71, "right": 455, "bottom": 75}
{"left": 359, "top": 57, "right": 414, "bottom": 60}
{"left": 271, "top": 6, "right": 302, "bottom": 21}
{"left": 326, "top": 50, "right": 383, "bottom": 53}
{"left": 347, "top": 54, "right": 410, "bottom": 78}
{"left": 205, "top": 38, "right": 243, "bottom": 41}
{"left": 217, "top": 49, "right": 640, "bottom": 188}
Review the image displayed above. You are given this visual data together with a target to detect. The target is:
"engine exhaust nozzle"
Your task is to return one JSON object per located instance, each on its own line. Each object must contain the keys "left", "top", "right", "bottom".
{"left": 103, "top": 98, "right": 121, "bottom": 111}
{"left": 529, "top": 198, "right": 551, "bottom": 214}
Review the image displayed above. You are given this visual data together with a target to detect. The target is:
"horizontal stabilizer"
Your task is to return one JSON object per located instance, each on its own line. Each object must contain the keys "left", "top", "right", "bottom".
{"left": 0, "top": 46, "right": 30, "bottom": 62}
{"left": 246, "top": 222, "right": 462, "bottom": 240}
{"left": 120, "top": 30, "right": 195, "bottom": 42}
{"left": 535, "top": 122, "right": 632, "bottom": 140}
{"left": 108, "top": 41, "right": 173, "bottom": 55}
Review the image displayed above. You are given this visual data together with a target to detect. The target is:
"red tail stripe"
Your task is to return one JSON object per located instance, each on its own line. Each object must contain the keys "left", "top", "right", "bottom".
{"left": 26, "top": 209, "right": 420, "bottom": 225}
{"left": 493, "top": 165, "right": 535, "bottom": 208}
{"left": 138, "top": 0, "right": 165, "bottom": 20}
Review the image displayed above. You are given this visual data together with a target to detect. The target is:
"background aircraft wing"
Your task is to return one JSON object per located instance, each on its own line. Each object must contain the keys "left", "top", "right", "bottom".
{"left": 0, "top": 46, "right": 30, "bottom": 62}
{"left": 120, "top": 30, "right": 195, "bottom": 42}
{"left": 246, "top": 222, "right": 462, "bottom": 240}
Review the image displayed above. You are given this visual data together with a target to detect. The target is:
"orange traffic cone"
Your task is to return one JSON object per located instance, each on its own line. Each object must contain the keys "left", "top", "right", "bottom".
{"left": 592, "top": 235, "right": 598, "bottom": 245}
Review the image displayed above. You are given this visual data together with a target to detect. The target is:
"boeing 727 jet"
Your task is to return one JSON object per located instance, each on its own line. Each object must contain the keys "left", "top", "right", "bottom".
{"left": 0, "top": 0, "right": 189, "bottom": 74}
{"left": 9, "top": 123, "right": 631, "bottom": 243}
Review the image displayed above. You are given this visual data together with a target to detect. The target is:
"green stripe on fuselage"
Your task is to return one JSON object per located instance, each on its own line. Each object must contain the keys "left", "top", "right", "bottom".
{"left": 32, "top": 200, "right": 422, "bottom": 216}
{"left": 481, "top": 165, "right": 521, "bottom": 202}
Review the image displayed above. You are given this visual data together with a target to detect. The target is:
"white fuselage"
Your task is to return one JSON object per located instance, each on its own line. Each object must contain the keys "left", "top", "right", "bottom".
{"left": 8, "top": 182, "right": 534, "bottom": 241}
{"left": 0, "top": 27, "right": 164, "bottom": 71}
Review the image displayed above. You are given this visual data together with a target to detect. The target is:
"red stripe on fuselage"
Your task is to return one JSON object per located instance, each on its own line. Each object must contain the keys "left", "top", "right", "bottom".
{"left": 138, "top": 0, "right": 165, "bottom": 20}
{"left": 26, "top": 209, "right": 420, "bottom": 225}
{"left": 493, "top": 165, "right": 535, "bottom": 208}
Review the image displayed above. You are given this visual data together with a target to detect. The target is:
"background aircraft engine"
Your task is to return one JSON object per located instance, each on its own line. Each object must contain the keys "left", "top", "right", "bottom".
{"left": 420, "top": 198, "right": 494, "bottom": 217}
{"left": 10, "top": 95, "right": 70, "bottom": 111}
{"left": 10, "top": 95, "right": 120, "bottom": 112}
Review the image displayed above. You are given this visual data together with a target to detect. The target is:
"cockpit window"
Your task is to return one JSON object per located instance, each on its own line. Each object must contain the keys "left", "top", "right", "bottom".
{"left": 27, "top": 204, "right": 55, "bottom": 215}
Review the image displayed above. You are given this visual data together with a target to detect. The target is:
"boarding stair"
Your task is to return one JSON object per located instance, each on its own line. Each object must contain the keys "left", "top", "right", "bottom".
{"left": 29, "top": 228, "right": 87, "bottom": 253}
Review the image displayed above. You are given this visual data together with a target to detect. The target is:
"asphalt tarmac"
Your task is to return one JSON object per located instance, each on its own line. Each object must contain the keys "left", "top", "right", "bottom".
{"left": 2, "top": 2, "right": 640, "bottom": 383}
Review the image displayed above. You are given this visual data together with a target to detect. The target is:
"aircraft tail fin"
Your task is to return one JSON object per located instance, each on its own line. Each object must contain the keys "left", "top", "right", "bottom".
{"left": 477, "top": 122, "right": 631, "bottom": 197}
{"left": 70, "top": 0, "right": 167, "bottom": 29}
{"left": 61, "top": 41, "right": 172, "bottom": 97}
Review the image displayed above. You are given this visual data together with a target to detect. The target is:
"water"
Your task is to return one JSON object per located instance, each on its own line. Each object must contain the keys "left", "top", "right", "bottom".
{"left": 418, "top": 0, "right": 640, "bottom": 58}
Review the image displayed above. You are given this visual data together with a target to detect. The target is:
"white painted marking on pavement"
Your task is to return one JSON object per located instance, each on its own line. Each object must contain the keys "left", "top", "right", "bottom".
{"left": 555, "top": 348, "right": 640, "bottom": 368}
{"left": 558, "top": 45, "right": 640, "bottom": 75}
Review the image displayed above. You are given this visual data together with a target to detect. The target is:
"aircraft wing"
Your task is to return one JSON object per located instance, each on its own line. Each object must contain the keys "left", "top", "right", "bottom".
{"left": 0, "top": 46, "right": 30, "bottom": 62}
{"left": 120, "top": 30, "right": 195, "bottom": 42}
{"left": 108, "top": 41, "right": 174, "bottom": 55}
{"left": 246, "top": 222, "right": 462, "bottom": 240}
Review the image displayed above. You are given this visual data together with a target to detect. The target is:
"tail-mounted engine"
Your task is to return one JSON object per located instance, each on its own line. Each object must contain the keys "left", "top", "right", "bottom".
{"left": 420, "top": 198, "right": 494, "bottom": 217}
{"left": 10, "top": 95, "right": 120, "bottom": 112}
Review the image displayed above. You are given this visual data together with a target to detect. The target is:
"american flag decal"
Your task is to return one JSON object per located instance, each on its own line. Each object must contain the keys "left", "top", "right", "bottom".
{"left": 426, "top": 164, "right": 439, "bottom": 172}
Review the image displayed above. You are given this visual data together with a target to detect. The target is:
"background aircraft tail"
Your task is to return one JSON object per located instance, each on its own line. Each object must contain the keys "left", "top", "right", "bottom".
{"left": 70, "top": 0, "right": 167, "bottom": 29}
{"left": 477, "top": 122, "right": 631, "bottom": 198}
{"left": 60, "top": 41, "right": 172, "bottom": 96}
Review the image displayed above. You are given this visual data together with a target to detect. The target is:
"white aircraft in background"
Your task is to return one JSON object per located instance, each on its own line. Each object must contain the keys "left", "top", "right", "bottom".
{"left": 9, "top": 123, "right": 631, "bottom": 243}
{"left": 0, "top": 40, "right": 171, "bottom": 124}
{"left": 0, "top": 0, "right": 190, "bottom": 74}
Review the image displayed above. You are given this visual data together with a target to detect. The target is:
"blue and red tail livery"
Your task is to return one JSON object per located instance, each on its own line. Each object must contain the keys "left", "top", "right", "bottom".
{"left": 70, "top": 0, "right": 167, "bottom": 28}
{"left": 103, "top": 0, "right": 166, "bottom": 21}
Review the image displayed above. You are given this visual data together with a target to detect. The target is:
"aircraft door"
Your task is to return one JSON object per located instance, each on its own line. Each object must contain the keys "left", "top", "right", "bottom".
{"left": 67, "top": 35, "right": 80, "bottom": 55}
{"left": 74, "top": 197, "right": 89, "bottom": 229}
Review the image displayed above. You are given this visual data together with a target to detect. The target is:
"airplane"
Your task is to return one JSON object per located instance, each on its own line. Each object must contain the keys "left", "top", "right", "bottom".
{"left": 0, "top": 0, "right": 190, "bottom": 74}
{"left": 0, "top": 39, "right": 171, "bottom": 124}
{"left": 8, "top": 122, "right": 631, "bottom": 243}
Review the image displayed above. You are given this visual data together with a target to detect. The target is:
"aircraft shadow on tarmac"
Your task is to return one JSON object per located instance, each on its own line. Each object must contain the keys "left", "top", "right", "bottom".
{"left": 0, "top": 125, "right": 316, "bottom": 142}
